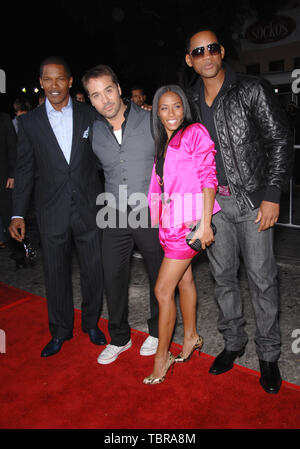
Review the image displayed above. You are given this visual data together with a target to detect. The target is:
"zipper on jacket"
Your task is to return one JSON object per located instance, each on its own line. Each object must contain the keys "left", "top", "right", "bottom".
{"left": 242, "top": 191, "right": 255, "bottom": 209}
{"left": 220, "top": 101, "right": 256, "bottom": 210}
{"left": 192, "top": 85, "right": 251, "bottom": 211}
{"left": 212, "top": 98, "right": 238, "bottom": 205}
{"left": 191, "top": 77, "right": 255, "bottom": 212}
{"left": 192, "top": 86, "right": 231, "bottom": 185}
{"left": 216, "top": 99, "right": 256, "bottom": 211}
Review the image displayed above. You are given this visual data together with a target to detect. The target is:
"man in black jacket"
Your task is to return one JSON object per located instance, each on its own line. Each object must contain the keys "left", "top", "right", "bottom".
{"left": 185, "top": 28, "right": 293, "bottom": 393}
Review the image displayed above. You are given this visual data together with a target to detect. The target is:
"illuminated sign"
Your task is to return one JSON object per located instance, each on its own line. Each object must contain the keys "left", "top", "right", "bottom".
{"left": 245, "top": 16, "right": 296, "bottom": 44}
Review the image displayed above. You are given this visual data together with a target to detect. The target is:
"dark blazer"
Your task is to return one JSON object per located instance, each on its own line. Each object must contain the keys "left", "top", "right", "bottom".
{"left": 0, "top": 112, "right": 17, "bottom": 199}
{"left": 12, "top": 100, "right": 101, "bottom": 234}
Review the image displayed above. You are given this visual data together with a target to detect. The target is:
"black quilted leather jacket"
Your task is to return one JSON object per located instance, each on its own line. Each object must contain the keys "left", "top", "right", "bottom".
{"left": 187, "top": 65, "right": 294, "bottom": 214}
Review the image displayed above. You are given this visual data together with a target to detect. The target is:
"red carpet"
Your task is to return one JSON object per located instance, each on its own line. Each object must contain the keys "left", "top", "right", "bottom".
{"left": 0, "top": 282, "right": 36, "bottom": 309}
{"left": 0, "top": 282, "right": 300, "bottom": 429}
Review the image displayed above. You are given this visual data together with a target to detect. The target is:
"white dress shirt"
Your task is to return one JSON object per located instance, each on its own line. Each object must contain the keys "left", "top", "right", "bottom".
{"left": 45, "top": 96, "right": 73, "bottom": 164}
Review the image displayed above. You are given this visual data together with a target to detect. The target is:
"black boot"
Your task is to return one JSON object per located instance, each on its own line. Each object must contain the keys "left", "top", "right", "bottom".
{"left": 259, "top": 360, "right": 282, "bottom": 394}
{"left": 209, "top": 348, "right": 245, "bottom": 375}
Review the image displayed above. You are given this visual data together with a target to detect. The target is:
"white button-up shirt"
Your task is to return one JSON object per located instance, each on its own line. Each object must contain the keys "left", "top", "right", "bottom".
{"left": 45, "top": 96, "right": 73, "bottom": 164}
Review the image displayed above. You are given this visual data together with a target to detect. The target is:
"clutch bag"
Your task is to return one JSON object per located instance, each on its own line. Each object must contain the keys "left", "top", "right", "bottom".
{"left": 186, "top": 222, "right": 217, "bottom": 252}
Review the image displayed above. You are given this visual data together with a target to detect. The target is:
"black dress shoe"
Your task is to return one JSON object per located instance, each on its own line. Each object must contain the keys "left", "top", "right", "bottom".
{"left": 259, "top": 360, "right": 282, "bottom": 394}
{"left": 209, "top": 348, "right": 245, "bottom": 375}
{"left": 83, "top": 327, "right": 107, "bottom": 345}
{"left": 41, "top": 336, "right": 72, "bottom": 357}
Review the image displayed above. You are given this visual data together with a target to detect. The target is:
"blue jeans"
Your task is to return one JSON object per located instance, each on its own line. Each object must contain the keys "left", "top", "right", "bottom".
{"left": 207, "top": 194, "right": 281, "bottom": 362}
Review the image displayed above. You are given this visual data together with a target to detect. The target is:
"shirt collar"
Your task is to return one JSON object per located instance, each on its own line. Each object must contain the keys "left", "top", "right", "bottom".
{"left": 96, "top": 98, "right": 131, "bottom": 133}
{"left": 45, "top": 96, "right": 72, "bottom": 115}
{"left": 198, "top": 63, "right": 236, "bottom": 109}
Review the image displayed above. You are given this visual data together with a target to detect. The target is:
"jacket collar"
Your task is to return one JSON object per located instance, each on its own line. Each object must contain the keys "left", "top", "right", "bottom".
{"left": 169, "top": 128, "right": 184, "bottom": 148}
{"left": 45, "top": 96, "right": 72, "bottom": 115}
{"left": 190, "top": 62, "right": 237, "bottom": 102}
{"left": 38, "top": 98, "right": 82, "bottom": 166}
{"left": 95, "top": 98, "right": 131, "bottom": 125}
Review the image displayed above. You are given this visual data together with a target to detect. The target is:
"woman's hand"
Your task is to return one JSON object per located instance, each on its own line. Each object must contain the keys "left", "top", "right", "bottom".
{"left": 190, "top": 220, "right": 215, "bottom": 250}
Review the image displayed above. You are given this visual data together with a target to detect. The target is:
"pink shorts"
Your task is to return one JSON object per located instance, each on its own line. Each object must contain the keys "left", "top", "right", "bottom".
{"left": 158, "top": 224, "right": 198, "bottom": 260}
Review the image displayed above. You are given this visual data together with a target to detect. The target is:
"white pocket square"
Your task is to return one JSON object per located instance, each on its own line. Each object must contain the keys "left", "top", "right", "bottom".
{"left": 83, "top": 127, "right": 89, "bottom": 138}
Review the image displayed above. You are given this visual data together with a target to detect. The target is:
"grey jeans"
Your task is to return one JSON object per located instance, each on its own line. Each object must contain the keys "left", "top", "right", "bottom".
{"left": 206, "top": 194, "right": 281, "bottom": 362}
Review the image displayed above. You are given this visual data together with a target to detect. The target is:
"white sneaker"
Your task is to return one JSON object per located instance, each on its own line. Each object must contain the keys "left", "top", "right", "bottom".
{"left": 97, "top": 340, "right": 132, "bottom": 365}
{"left": 140, "top": 336, "right": 158, "bottom": 356}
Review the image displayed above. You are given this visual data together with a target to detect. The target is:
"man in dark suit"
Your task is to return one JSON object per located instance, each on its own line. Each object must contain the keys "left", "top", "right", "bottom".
{"left": 0, "top": 111, "right": 19, "bottom": 253}
{"left": 9, "top": 56, "right": 106, "bottom": 357}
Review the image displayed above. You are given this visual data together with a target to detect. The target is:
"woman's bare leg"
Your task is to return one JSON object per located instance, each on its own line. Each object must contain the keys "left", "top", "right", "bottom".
{"left": 178, "top": 264, "right": 200, "bottom": 358}
{"left": 149, "top": 256, "right": 192, "bottom": 379}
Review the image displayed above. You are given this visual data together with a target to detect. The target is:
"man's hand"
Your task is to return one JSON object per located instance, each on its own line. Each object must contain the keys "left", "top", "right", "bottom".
{"left": 6, "top": 178, "right": 14, "bottom": 189}
{"left": 140, "top": 104, "right": 152, "bottom": 111}
{"left": 9, "top": 218, "right": 25, "bottom": 242}
{"left": 255, "top": 201, "right": 280, "bottom": 232}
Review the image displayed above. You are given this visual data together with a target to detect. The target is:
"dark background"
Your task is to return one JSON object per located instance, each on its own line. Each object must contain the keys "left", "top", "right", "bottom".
{"left": 0, "top": 0, "right": 293, "bottom": 113}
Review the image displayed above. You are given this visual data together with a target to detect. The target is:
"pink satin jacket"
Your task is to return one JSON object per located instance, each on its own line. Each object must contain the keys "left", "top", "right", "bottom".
{"left": 148, "top": 123, "right": 221, "bottom": 228}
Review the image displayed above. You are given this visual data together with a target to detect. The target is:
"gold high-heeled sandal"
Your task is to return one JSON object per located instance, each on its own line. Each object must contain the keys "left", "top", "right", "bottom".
{"left": 143, "top": 352, "right": 175, "bottom": 385}
{"left": 175, "top": 335, "right": 204, "bottom": 363}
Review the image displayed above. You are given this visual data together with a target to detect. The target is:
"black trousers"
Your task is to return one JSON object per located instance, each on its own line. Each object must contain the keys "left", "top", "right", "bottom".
{"left": 40, "top": 201, "right": 103, "bottom": 338}
{"left": 102, "top": 208, "right": 163, "bottom": 346}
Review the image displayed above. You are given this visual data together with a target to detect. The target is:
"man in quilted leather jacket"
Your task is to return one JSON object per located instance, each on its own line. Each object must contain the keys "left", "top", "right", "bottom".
{"left": 185, "top": 27, "right": 293, "bottom": 394}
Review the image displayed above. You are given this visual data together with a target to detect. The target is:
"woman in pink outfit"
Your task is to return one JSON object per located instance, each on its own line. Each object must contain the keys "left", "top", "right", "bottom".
{"left": 143, "top": 85, "right": 220, "bottom": 384}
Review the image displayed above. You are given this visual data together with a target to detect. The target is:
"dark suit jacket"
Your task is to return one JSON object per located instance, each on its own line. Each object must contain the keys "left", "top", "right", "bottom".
{"left": 0, "top": 112, "right": 17, "bottom": 199}
{"left": 12, "top": 100, "right": 102, "bottom": 235}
